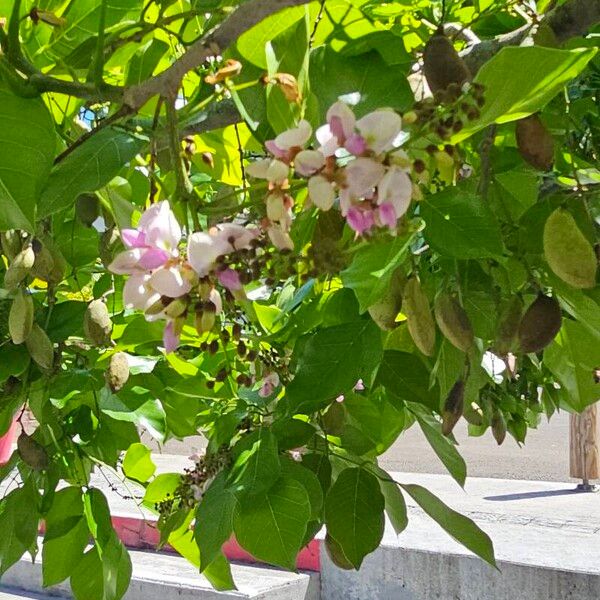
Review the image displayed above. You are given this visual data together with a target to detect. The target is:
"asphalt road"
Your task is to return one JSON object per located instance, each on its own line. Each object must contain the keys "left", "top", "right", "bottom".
{"left": 157, "top": 410, "right": 574, "bottom": 483}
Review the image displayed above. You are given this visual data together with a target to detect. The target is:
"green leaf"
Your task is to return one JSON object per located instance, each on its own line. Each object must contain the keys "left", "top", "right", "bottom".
{"left": 421, "top": 187, "right": 504, "bottom": 259}
{"left": 324, "top": 467, "right": 384, "bottom": 569}
{"left": 122, "top": 443, "right": 156, "bottom": 483}
{"left": 341, "top": 233, "right": 414, "bottom": 312}
{"left": 234, "top": 476, "right": 310, "bottom": 570}
{"left": 415, "top": 412, "right": 466, "bottom": 488}
{"left": 70, "top": 548, "right": 104, "bottom": 600}
{"left": 0, "top": 481, "right": 40, "bottom": 575}
{"left": 551, "top": 277, "right": 600, "bottom": 343}
{"left": 144, "top": 473, "right": 181, "bottom": 505}
{"left": 229, "top": 429, "right": 281, "bottom": 495}
{"left": 0, "top": 83, "right": 55, "bottom": 231}
{"left": 280, "top": 458, "right": 323, "bottom": 520}
{"left": 401, "top": 483, "right": 495, "bottom": 566}
{"left": 544, "top": 319, "right": 600, "bottom": 411}
{"left": 271, "top": 418, "right": 316, "bottom": 450}
{"left": 43, "top": 487, "right": 88, "bottom": 586}
{"left": 457, "top": 47, "right": 597, "bottom": 141}
{"left": 309, "top": 46, "right": 413, "bottom": 120}
{"left": 38, "top": 128, "right": 145, "bottom": 218}
{"left": 376, "top": 350, "right": 439, "bottom": 411}
{"left": 194, "top": 473, "right": 238, "bottom": 571}
{"left": 202, "top": 552, "right": 236, "bottom": 591}
{"left": 285, "top": 319, "right": 383, "bottom": 414}
{"left": 125, "top": 39, "right": 169, "bottom": 86}
{"left": 370, "top": 465, "right": 407, "bottom": 535}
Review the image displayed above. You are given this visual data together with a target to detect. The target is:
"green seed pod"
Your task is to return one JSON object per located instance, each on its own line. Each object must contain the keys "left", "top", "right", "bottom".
{"left": 423, "top": 31, "right": 471, "bottom": 94}
{"left": 1, "top": 230, "right": 22, "bottom": 261}
{"left": 8, "top": 290, "right": 34, "bottom": 345}
{"left": 25, "top": 323, "right": 54, "bottom": 370}
{"left": 543, "top": 208, "right": 597, "bottom": 289}
{"left": 106, "top": 352, "right": 130, "bottom": 392}
{"left": 516, "top": 114, "right": 554, "bottom": 171}
{"left": 368, "top": 269, "right": 405, "bottom": 331}
{"left": 83, "top": 299, "right": 112, "bottom": 346}
{"left": 17, "top": 432, "right": 49, "bottom": 470}
{"left": 463, "top": 401, "right": 484, "bottom": 426}
{"left": 4, "top": 244, "right": 35, "bottom": 290}
{"left": 491, "top": 410, "right": 507, "bottom": 445}
{"left": 30, "top": 239, "right": 55, "bottom": 283}
{"left": 402, "top": 277, "right": 436, "bottom": 356}
{"left": 493, "top": 296, "right": 523, "bottom": 356}
{"left": 434, "top": 294, "right": 474, "bottom": 352}
{"left": 518, "top": 294, "right": 561, "bottom": 353}
{"left": 75, "top": 193, "right": 100, "bottom": 227}
{"left": 441, "top": 379, "right": 465, "bottom": 436}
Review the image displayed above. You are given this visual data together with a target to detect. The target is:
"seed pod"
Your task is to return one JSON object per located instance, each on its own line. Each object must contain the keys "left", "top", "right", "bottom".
{"left": 441, "top": 379, "right": 465, "bottom": 436}
{"left": 434, "top": 294, "right": 474, "bottom": 352}
{"left": 8, "top": 290, "right": 34, "bottom": 345}
{"left": 1, "top": 230, "right": 22, "bottom": 261}
{"left": 17, "top": 432, "right": 49, "bottom": 470}
{"left": 493, "top": 296, "right": 523, "bottom": 356}
{"left": 4, "top": 244, "right": 35, "bottom": 290}
{"left": 491, "top": 410, "right": 507, "bottom": 445}
{"left": 30, "top": 239, "right": 56, "bottom": 282}
{"left": 543, "top": 208, "right": 597, "bottom": 289}
{"left": 516, "top": 114, "right": 554, "bottom": 171}
{"left": 83, "top": 299, "right": 112, "bottom": 346}
{"left": 25, "top": 324, "right": 54, "bottom": 370}
{"left": 423, "top": 31, "right": 471, "bottom": 94}
{"left": 75, "top": 193, "right": 100, "bottom": 227}
{"left": 106, "top": 352, "right": 130, "bottom": 392}
{"left": 368, "top": 269, "right": 405, "bottom": 331}
{"left": 402, "top": 277, "right": 436, "bottom": 356}
{"left": 463, "top": 402, "right": 484, "bottom": 426}
{"left": 518, "top": 294, "right": 561, "bottom": 353}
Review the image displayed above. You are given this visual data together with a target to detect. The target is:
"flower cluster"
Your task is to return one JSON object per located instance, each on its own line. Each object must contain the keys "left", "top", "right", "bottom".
{"left": 247, "top": 101, "right": 415, "bottom": 239}
{"left": 109, "top": 201, "right": 258, "bottom": 353}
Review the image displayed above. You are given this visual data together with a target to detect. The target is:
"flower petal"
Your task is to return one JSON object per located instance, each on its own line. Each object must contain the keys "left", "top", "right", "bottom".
{"left": 187, "top": 232, "right": 222, "bottom": 277}
{"left": 246, "top": 158, "right": 272, "bottom": 179}
{"left": 268, "top": 226, "right": 294, "bottom": 251}
{"left": 218, "top": 268, "right": 242, "bottom": 291}
{"left": 163, "top": 320, "right": 179, "bottom": 354}
{"left": 149, "top": 266, "right": 191, "bottom": 298}
{"left": 109, "top": 249, "right": 144, "bottom": 275}
{"left": 377, "top": 202, "right": 398, "bottom": 229}
{"left": 346, "top": 206, "right": 375, "bottom": 235}
{"left": 138, "top": 247, "right": 170, "bottom": 270}
{"left": 356, "top": 110, "right": 402, "bottom": 154}
{"left": 377, "top": 166, "right": 412, "bottom": 218}
{"left": 295, "top": 150, "right": 325, "bottom": 177}
{"left": 326, "top": 101, "right": 356, "bottom": 141}
{"left": 138, "top": 201, "right": 181, "bottom": 253}
{"left": 344, "top": 157, "right": 386, "bottom": 198}
{"left": 121, "top": 229, "right": 146, "bottom": 248}
{"left": 123, "top": 273, "right": 160, "bottom": 310}
{"left": 308, "top": 175, "right": 335, "bottom": 211}
{"left": 274, "top": 119, "right": 312, "bottom": 150}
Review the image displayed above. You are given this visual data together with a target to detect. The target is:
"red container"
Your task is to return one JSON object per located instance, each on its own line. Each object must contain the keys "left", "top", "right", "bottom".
{"left": 0, "top": 417, "right": 18, "bottom": 464}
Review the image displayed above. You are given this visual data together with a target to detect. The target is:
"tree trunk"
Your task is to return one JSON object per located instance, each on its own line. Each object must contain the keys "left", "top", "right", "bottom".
{"left": 570, "top": 404, "right": 600, "bottom": 481}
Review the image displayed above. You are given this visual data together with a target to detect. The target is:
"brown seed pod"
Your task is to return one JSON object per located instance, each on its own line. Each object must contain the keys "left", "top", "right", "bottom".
{"left": 75, "top": 193, "right": 100, "bottom": 227}
{"left": 543, "top": 208, "right": 597, "bottom": 289}
{"left": 30, "top": 239, "right": 56, "bottom": 283}
{"left": 17, "top": 432, "right": 49, "bottom": 471}
{"left": 368, "top": 269, "right": 405, "bottom": 331}
{"left": 423, "top": 31, "right": 471, "bottom": 94}
{"left": 493, "top": 296, "right": 524, "bottom": 356}
{"left": 106, "top": 352, "right": 130, "bottom": 392}
{"left": 515, "top": 114, "right": 554, "bottom": 171}
{"left": 518, "top": 294, "right": 561, "bottom": 353}
{"left": 4, "top": 244, "right": 35, "bottom": 290}
{"left": 491, "top": 410, "right": 507, "bottom": 445}
{"left": 83, "top": 299, "right": 113, "bottom": 346}
{"left": 25, "top": 323, "right": 54, "bottom": 370}
{"left": 434, "top": 294, "right": 474, "bottom": 352}
{"left": 8, "top": 290, "right": 34, "bottom": 345}
{"left": 1, "top": 230, "right": 22, "bottom": 261}
{"left": 402, "top": 277, "right": 436, "bottom": 356}
{"left": 442, "top": 379, "right": 465, "bottom": 436}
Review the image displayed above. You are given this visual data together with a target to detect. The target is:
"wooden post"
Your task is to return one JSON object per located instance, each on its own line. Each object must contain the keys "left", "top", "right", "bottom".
{"left": 570, "top": 404, "right": 600, "bottom": 490}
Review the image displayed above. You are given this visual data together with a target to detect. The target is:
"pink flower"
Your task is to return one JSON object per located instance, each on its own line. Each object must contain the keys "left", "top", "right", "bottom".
{"left": 163, "top": 320, "right": 179, "bottom": 354}
{"left": 246, "top": 158, "right": 289, "bottom": 184}
{"left": 259, "top": 372, "right": 280, "bottom": 398}
{"left": 316, "top": 101, "right": 356, "bottom": 156}
{"left": 354, "top": 379, "right": 365, "bottom": 391}
{"left": 356, "top": 110, "right": 402, "bottom": 154}
{"left": 377, "top": 166, "right": 412, "bottom": 219}
{"left": 346, "top": 206, "right": 375, "bottom": 235}
{"left": 376, "top": 203, "right": 398, "bottom": 229}
{"left": 136, "top": 200, "right": 182, "bottom": 254}
{"left": 344, "top": 158, "right": 386, "bottom": 198}
{"left": 335, "top": 394, "right": 345, "bottom": 403}
{"left": 217, "top": 268, "right": 242, "bottom": 291}
{"left": 294, "top": 150, "right": 325, "bottom": 177}
{"left": 265, "top": 120, "right": 312, "bottom": 160}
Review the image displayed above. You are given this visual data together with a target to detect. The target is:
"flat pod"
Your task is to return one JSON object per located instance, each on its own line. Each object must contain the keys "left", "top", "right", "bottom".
{"left": 493, "top": 296, "right": 523, "bottom": 356}
{"left": 84, "top": 299, "right": 113, "bottom": 346}
{"left": 17, "top": 432, "right": 49, "bottom": 470}
{"left": 491, "top": 411, "right": 507, "bottom": 445}
{"left": 517, "top": 294, "right": 561, "bottom": 353}
{"left": 543, "top": 208, "right": 597, "bottom": 289}
{"left": 3, "top": 244, "right": 35, "bottom": 290}
{"left": 515, "top": 114, "right": 554, "bottom": 171}
{"left": 25, "top": 323, "right": 54, "bottom": 370}
{"left": 368, "top": 269, "right": 405, "bottom": 331}
{"left": 402, "top": 277, "right": 436, "bottom": 356}
{"left": 8, "top": 290, "right": 34, "bottom": 345}
{"left": 106, "top": 352, "right": 130, "bottom": 392}
{"left": 423, "top": 32, "right": 471, "bottom": 93}
{"left": 442, "top": 379, "right": 465, "bottom": 436}
{"left": 434, "top": 294, "right": 474, "bottom": 352}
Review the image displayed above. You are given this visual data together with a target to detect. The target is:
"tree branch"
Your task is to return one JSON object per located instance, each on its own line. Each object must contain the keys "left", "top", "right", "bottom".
{"left": 462, "top": 0, "right": 600, "bottom": 75}
{"left": 123, "top": 0, "right": 311, "bottom": 110}
{"left": 180, "top": 99, "right": 241, "bottom": 137}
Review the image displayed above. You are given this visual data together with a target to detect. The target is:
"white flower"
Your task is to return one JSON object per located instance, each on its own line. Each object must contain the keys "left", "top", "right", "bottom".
{"left": 356, "top": 110, "right": 402, "bottom": 154}
{"left": 308, "top": 175, "right": 335, "bottom": 210}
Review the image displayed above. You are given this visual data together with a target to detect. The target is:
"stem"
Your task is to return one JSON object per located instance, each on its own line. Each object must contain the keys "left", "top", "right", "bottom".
{"left": 91, "top": 0, "right": 108, "bottom": 86}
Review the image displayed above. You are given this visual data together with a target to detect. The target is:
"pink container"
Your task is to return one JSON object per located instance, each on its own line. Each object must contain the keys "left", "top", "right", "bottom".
{"left": 0, "top": 417, "right": 18, "bottom": 464}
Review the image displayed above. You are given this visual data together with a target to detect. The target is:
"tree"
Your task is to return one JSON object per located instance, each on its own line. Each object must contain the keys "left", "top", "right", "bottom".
{"left": 0, "top": 0, "right": 599, "bottom": 595}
